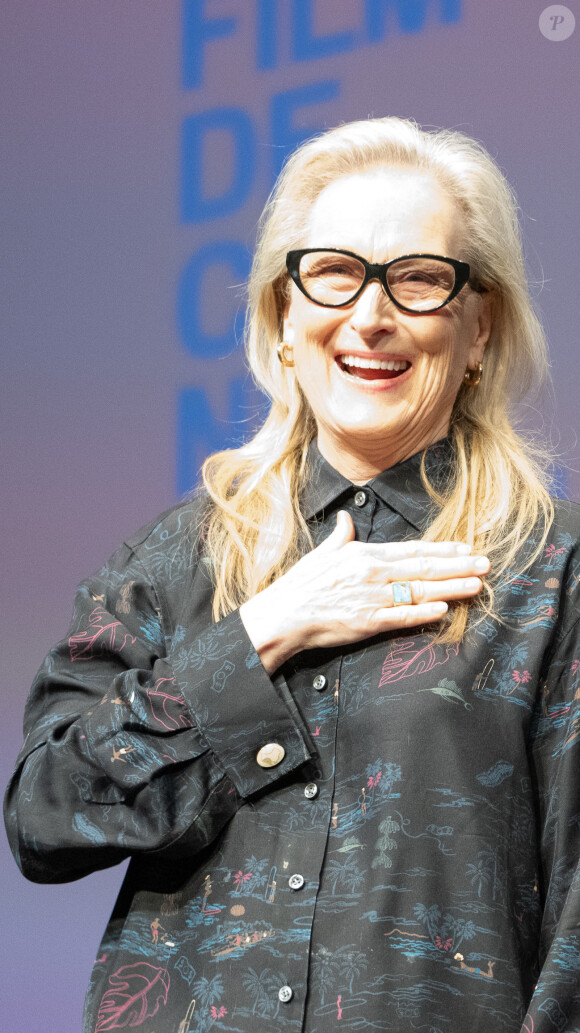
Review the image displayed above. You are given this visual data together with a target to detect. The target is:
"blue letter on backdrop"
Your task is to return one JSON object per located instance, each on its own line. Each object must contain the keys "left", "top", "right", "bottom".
{"left": 293, "top": 0, "right": 358, "bottom": 60}
{"left": 270, "top": 80, "right": 340, "bottom": 179}
{"left": 257, "top": 0, "right": 279, "bottom": 69}
{"left": 365, "top": 0, "right": 461, "bottom": 39}
{"left": 181, "top": 109, "right": 256, "bottom": 223}
{"left": 182, "top": 0, "right": 237, "bottom": 89}
{"left": 178, "top": 242, "right": 251, "bottom": 358}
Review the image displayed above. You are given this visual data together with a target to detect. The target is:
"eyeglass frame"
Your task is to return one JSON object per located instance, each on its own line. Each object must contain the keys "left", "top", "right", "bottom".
{"left": 286, "top": 248, "right": 484, "bottom": 314}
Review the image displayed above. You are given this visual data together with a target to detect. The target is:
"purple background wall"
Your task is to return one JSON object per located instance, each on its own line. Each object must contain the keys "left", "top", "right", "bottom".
{"left": 2, "top": 2, "right": 579, "bottom": 1029}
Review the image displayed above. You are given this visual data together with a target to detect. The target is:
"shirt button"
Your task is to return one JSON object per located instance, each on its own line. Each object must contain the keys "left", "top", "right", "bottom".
{"left": 312, "top": 674, "right": 327, "bottom": 691}
{"left": 256, "top": 743, "right": 285, "bottom": 768}
{"left": 304, "top": 782, "right": 318, "bottom": 799}
{"left": 278, "top": 985, "right": 293, "bottom": 1003}
{"left": 288, "top": 873, "right": 305, "bottom": 891}
{"left": 354, "top": 490, "right": 367, "bottom": 507}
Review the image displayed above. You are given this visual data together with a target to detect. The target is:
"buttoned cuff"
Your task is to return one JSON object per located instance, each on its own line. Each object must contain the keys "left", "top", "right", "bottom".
{"left": 172, "top": 610, "right": 314, "bottom": 798}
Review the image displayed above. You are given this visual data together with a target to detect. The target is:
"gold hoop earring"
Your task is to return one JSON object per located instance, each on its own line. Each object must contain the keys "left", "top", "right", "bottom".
{"left": 464, "top": 361, "right": 483, "bottom": 387}
{"left": 277, "top": 341, "right": 295, "bottom": 367}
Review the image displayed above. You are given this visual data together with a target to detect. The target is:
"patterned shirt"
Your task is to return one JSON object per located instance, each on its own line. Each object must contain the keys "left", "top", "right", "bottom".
{"left": 4, "top": 441, "right": 580, "bottom": 1033}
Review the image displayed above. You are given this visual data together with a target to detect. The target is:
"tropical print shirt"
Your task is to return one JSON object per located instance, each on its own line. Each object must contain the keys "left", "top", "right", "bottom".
{"left": 5, "top": 440, "right": 580, "bottom": 1033}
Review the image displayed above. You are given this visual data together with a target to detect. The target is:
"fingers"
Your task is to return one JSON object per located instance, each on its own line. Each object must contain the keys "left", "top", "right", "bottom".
{"left": 384, "top": 553, "right": 490, "bottom": 583}
{"left": 375, "top": 600, "right": 449, "bottom": 627}
{"left": 363, "top": 539, "right": 475, "bottom": 562}
{"left": 316, "top": 510, "right": 356, "bottom": 551}
{"left": 387, "top": 576, "right": 484, "bottom": 608}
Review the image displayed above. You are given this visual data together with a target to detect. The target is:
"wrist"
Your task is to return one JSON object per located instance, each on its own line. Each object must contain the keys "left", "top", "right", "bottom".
{"left": 240, "top": 588, "right": 306, "bottom": 675}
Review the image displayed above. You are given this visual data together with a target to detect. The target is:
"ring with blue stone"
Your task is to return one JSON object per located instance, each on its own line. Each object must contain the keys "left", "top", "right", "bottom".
{"left": 391, "top": 581, "right": 413, "bottom": 606}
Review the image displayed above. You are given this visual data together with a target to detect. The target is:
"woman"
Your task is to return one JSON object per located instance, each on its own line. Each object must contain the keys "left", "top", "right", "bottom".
{"left": 5, "top": 118, "right": 580, "bottom": 1032}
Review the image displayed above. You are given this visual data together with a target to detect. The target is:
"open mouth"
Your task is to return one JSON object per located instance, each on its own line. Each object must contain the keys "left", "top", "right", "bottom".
{"left": 337, "top": 355, "right": 411, "bottom": 381}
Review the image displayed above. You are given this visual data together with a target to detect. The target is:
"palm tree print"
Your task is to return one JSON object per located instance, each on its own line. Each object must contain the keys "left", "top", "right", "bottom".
{"left": 311, "top": 946, "right": 342, "bottom": 1005}
{"left": 335, "top": 945, "right": 368, "bottom": 993}
{"left": 241, "top": 967, "right": 291, "bottom": 1018}
{"left": 241, "top": 968, "right": 274, "bottom": 1017}
{"left": 466, "top": 856, "right": 491, "bottom": 898}
{"left": 326, "top": 853, "right": 365, "bottom": 895}
{"left": 190, "top": 975, "right": 225, "bottom": 1031}
{"left": 413, "top": 904, "right": 476, "bottom": 953}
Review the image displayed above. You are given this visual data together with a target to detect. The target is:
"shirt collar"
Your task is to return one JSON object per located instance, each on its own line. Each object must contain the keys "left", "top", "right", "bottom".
{"left": 301, "top": 437, "right": 454, "bottom": 532}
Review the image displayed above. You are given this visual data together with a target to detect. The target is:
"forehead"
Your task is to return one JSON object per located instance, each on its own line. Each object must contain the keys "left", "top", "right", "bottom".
{"left": 305, "top": 168, "right": 464, "bottom": 259}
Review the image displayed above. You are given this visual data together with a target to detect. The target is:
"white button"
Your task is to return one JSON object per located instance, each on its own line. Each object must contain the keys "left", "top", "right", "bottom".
{"left": 312, "top": 674, "right": 327, "bottom": 691}
{"left": 354, "top": 490, "right": 367, "bottom": 507}
{"left": 304, "top": 782, "right": 318, "bottom": 799}
{"left": 289, "top": 873, "right": 305, "bottom": 890}
{"left": 256, "top": 743, "right": 285, "bottom": 768}
{"left": 278, "top": 985, "right": 293, "bottom": 1003}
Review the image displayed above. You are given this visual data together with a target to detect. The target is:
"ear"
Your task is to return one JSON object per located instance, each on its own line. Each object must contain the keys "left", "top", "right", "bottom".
{"left": 282, "top": 302, "right": 294, "bottom": 344}
{"left": 467, "top": 290, "right": 493, "bottom": 367}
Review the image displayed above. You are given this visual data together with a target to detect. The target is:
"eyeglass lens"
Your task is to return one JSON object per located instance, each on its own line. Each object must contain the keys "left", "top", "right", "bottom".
{"left": 298, "top": 252, "right": 457, "bottom": 311}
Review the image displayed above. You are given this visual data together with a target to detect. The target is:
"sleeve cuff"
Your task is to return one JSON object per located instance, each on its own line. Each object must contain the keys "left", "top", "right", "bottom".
{"left": 172, "top": 610, "right": 314, "bottom": 797}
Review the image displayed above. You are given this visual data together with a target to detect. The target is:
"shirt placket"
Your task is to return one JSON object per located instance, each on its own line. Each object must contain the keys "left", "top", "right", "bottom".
{"left": 276, "top": 654, "right": 342, "bottom": 1026}
{"left": 289, "top": 486, "right": 378, "bottom": 1026}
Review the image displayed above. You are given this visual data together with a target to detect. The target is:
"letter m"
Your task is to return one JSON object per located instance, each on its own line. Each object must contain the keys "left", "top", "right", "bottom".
{"left": 366, "top": 0, "right": 462, "bottom": 40}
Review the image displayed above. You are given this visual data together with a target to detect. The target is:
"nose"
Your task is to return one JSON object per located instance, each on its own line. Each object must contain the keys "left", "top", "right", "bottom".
{"left": 349, "top": 279, "right": 397, "bottom": 338}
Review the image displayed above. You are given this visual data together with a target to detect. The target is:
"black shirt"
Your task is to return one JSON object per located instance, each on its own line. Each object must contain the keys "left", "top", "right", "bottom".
{"left": 5, "top": 442, "right": 580, "bottom": 1032}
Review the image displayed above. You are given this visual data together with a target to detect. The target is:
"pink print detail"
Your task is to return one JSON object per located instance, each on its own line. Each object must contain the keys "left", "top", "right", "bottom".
{"left": 511, "top": 669, "right": 531, "bottom": 687}
{"left": 367, "top": 772, "right": 381, "bottom": 789}
{"left": 379, "top": 639, "right": 459, "bottom": 688}
{"left": 69, "top": 606, "right": 136, "bottom": 662}
{"left": 545, "top": 543, "right": 565, "bottom": 564}
{"left": 146, "top": 677, "right": 193, "bottom": 731}
{"left": 210, "top": 1005, "right": 227, "bottom": 1021}
{"left": 435, "top": 935, "right": 453, "bottom": 951}
{"left": 233, "top": 870, "right": 252, "bottom": 891}
{"left": 522, "top": 1016, "right": 534, "bottom": 1033}
{"left": 95, "top": 962, "right": 170, "bottom": 1030}
{"left": 337, "top": 995, "right": 342, "bottom": 1020}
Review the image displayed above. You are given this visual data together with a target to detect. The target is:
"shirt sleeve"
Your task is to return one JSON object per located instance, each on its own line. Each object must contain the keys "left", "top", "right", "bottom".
{"left": 3, "top": 538, "right": 314, "bottom": 885}
{"left": 521, "top": 556, "right": 580, "bottom": 1033}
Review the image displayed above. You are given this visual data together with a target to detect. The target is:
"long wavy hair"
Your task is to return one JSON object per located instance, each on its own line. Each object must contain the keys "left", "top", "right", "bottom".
{"left": 200, "top": 117, "right": 553, "bottom": 641}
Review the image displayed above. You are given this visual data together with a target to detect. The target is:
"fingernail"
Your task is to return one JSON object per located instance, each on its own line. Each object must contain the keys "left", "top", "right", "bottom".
{"left": 466, "top": 578, "right": 482, "bottom": 590}
{"left": 430, "top": 602, "right": 448, "bottom": 615}
{"left": 474, "top": 557, "right": 489, "bottom": 573}
{"left": 455, "top": 544, "right": 471, "bottom": 554}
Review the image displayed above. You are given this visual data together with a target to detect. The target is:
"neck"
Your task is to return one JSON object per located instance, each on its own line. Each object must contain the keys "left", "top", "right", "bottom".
{"left": 315, "top": 427, "right": 447, "bottom": 483}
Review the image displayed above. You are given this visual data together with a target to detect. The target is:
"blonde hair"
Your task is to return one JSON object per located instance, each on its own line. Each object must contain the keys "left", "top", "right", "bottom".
{"left": 200, "top": 117, "right": 553, "bottom": 640}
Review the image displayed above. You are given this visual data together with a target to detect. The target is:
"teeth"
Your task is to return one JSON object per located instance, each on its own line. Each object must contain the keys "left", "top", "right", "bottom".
{"left": 340, "top": 355, "right": 409, "bottom": 371}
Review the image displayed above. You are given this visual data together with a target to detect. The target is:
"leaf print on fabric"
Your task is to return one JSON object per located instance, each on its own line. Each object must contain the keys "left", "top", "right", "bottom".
{"left": 137, "top": 613, "right": 164, "bottom": 647}
{"left": 69, "top": 606, "right": 137, "bottom": 662}
{"left": 476, "top": 761, "right": 514, "bottom": 787}
{"left": 378, "top": 639, "right": 459, "bottom": 687}
{"left": 172, "top": 635, "right": 242, "bottom": 673}
{"left": 146, "top": 680, "right": 194, "bottom": 732}
{"left": 418, "top": 678, "right": 472, "bottom": 708}
{"left": 95, "top": 962, "right": 170, "bottom": 1030}
{"left": 372, "top": 815, "right": 401, "bottom": 868}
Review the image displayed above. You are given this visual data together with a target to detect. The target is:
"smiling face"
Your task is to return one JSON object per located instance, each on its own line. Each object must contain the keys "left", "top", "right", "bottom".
{"left": 283, "top": 168, "right": 491, "bottom": 482}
